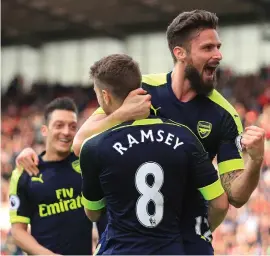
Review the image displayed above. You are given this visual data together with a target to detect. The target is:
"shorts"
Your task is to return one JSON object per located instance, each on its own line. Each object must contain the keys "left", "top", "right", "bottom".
{"left": 184, "top": 236, "right": 214, "bottom": 255}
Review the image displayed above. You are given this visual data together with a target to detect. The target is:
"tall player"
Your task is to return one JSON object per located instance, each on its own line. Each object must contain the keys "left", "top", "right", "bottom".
{"left": 72, "top": 10, "right": 265, "bottom": 255}
{"left": 80, "top": 53, "right": 228, "bottom": 255}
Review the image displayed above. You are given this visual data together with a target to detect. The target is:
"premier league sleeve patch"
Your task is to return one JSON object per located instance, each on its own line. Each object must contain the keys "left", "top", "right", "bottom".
{"left": 235, "top": 134, "right": 243, "bottom": 152}
{"left": 9, "top": 195, "right": 20, "bottom": 210}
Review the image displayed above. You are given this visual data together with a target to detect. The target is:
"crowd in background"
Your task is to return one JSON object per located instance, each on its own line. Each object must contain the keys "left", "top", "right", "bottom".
{"left": 1, "top": 66, "right": 270, "bottom": 255}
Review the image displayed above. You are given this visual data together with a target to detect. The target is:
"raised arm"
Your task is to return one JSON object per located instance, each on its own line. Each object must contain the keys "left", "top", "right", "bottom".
{"left": 73, "top": 88, "right": 151, "bottom": 156}
{"left": 220, "top": 126, "right": 265, "bottom": 208}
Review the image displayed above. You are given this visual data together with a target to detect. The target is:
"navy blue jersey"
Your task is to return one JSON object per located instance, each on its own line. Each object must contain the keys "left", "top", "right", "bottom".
{"left": 141, "top": 73, "right": 244, "bottom": 243}
{"left": 9, "top": 152, "right": 93, "bottom": 255}
{"left": 93, "top": 72, "right": 244, "bottom": 252}
{"left": 80, "top": 117, "right": 224, "bottom": 255}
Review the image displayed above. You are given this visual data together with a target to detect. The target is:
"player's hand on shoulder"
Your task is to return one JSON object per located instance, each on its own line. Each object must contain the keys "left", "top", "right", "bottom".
{"left": 241, "top": 125, "right": 265, "bottom": 162}
{"left": 117, "top": 88, "right": 151, "bottom": 121}
{"left": 16, "top": 147, "right": 39, "bottom": 176}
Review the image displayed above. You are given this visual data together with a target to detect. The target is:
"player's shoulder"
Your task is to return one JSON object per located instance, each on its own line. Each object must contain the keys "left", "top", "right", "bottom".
{"left": 207, "top": 89, "right": 243, "bottom": 132}
{"left": 142, "top": 73, "right": 168, "bottom": 87}
{"left": 80, "top": 130, "right": 110, "bottom": 155}
{"left": 10, "top": 168, "right": 28, "bottom": 182}
{"left": 164, "top": 119, "right": 204, "bottom": 145}
{"left": 10, "top": 168, "right": 29, "bottom": 193}
{"left": 113, "top": 117, "right": 204, "bottom": 148}
{"left": 207, "top": 89, "right": 239, "bottom": 117}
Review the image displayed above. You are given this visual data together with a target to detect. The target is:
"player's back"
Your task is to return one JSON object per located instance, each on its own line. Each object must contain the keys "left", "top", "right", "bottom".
{"left": 86, "top": 117, "right": 212, "bottom": 255}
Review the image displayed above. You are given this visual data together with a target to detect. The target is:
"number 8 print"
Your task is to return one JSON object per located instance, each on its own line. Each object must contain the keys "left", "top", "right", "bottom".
{"left": 135, "top": 162, "right": 164, "bottom": 228}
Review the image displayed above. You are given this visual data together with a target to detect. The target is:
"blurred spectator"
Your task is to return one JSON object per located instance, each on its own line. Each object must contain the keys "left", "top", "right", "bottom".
{"left": 234, "top": 102, "right": 247, "bottom": 124}
{"left": 258, "top": 104, "right": 270, "bottom": 140}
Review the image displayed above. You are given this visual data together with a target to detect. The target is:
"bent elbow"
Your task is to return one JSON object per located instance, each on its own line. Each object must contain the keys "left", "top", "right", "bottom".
{"left": 212, "top": 193, "right": 229, "bottom": 213}
{"left": 219, "top": 195, "right": 229, "bottom": 213}
{"left": 229, "top": 199, "right": 247, "bottom": 208}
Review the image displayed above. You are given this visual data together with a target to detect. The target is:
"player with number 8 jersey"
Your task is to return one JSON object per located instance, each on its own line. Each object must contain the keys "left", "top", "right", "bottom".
{"left": 80, "top": 54, "right": 228, "bottom": 255}
{"left": 80, "top": 117, "right": 227, "bottom": 255}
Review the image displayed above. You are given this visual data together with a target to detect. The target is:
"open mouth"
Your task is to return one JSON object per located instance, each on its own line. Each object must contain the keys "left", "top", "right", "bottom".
{"left": 204, "top": 66, "right": 217, "bottom": 77}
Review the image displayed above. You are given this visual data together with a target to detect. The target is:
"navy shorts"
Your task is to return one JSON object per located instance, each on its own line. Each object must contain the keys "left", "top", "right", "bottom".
{"left": 184, "top": 237, "right": 214, "bottom": 255}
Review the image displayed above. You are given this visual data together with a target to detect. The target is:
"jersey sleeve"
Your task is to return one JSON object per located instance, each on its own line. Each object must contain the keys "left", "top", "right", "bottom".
{"left": 217, "top": 113, "right": 244, "bottom": 175}
{"left": 188, "top": 138, "right": 224, "bottom": 201}
{"left": 80, "top": 136, "right": 106, "bottom": 211}
{"left": 9, "top": 169, "right": 31, "bottom": 224}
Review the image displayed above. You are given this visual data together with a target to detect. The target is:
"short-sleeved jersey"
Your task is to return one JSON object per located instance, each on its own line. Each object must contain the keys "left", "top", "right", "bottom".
{"left": 80, "top": 117, "right": 224, "bottom": 255}
{"left": 9, "top": 152, "right": 93, "bottom": 255}
{"left": 93, "top": 72, "right": 244, "bottom": 245}
{"left": 141, "top": 73, "right": 244, "bottom": 241}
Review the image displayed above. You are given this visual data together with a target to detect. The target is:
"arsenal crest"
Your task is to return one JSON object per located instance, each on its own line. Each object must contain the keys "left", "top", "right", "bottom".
{"left": 197, "top": 121, "right": 212, "bottom": 139}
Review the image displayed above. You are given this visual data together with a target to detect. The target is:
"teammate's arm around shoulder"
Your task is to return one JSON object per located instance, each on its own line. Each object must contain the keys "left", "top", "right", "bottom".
{"left": 80, "top": 137, "right": 106, "bottom": 222}
{"left": 73, "top": 88, "right": 151, "bottom": 156}
{"left": 16, "top": 147, "right": 39, "bottom": 176}
{"left": 188, "top": 137, "right": 229, "bottom": 231}
{"left": 9, "top": 169, "right": 58, "bottom": 255}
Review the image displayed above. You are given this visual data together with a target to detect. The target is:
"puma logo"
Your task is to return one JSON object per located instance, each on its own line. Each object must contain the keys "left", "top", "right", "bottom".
{"left": 31, "top": 174, "right": 44, "bottom": 183}
{"left": 151, "top": 105, "right": 161, "bottom": 116}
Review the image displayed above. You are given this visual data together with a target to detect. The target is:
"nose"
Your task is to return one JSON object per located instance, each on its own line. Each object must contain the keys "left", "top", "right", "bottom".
{"left": 62, "top": 125, "right": 70, "bottom": 136}
{"left": 214, "top": 48, "right": 222, "bottom": 61}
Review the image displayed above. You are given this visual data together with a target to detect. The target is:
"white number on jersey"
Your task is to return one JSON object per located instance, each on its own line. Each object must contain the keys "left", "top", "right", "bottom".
{"left": 135, "top": 162, "right": 164, "bottom": 228}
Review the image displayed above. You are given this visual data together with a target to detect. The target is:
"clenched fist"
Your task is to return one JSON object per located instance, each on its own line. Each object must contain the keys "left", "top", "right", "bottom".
{"left": 241, "top": 126, "right": 265, "bottom": 162}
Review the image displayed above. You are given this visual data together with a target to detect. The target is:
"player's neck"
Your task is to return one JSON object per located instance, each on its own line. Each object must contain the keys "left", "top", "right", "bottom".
{"left": 171, "top": 64, "right": 197, "bottom": 102}
{"left": 42, "top": 148, "right": 69, "bottom": 162}
{"left": 109, "top": 101, "right": 123, "bottom": 116}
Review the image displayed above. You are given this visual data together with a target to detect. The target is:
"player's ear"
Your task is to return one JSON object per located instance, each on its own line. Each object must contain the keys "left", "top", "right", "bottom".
{"left": 102, "top": 89, "right": 111, "bottom": 105}
{"left": 173, "top": 46, "right": 187, "bottom": 62}
{"left": 41, "top": 125, "right": 48, "bottom": 137}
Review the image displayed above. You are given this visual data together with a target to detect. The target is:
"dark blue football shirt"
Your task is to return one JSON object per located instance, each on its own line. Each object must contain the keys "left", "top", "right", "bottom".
{"left": 80, "top": 117, "right": 224, "bottom": 255}
{"left": 9, "top": 152, "right": 93, "bottom": 255}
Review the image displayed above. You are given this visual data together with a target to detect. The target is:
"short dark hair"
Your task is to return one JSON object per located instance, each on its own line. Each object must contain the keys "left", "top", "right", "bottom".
{"left": 167, "top": 10, "right": 219, "bottom": 62}
{"left": 90, "top": 54, "right": 141, "bottom": 101}
{"left": 44, "top": 97, "right": 78, "bottom": 123}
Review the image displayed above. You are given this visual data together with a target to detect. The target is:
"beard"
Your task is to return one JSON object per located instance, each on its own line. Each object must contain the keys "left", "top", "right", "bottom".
{"left": 184, "top": 64, "right": 217, "bottom": 96}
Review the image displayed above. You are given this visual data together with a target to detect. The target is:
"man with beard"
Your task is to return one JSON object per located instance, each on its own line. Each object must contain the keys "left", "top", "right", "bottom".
{"left": 72, "top": 10, "right": 265, "bottom": 255}
{"left": 20, "top": 10, "right": 265, "bottom": 255}
{"left": 80, "top": 54, "right": 228, "bottom": 255}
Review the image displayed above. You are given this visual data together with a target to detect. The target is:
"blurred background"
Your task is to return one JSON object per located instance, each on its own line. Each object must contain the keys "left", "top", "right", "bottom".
{"left": 1, "top": 0, "right": 270, "bottom": 255}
